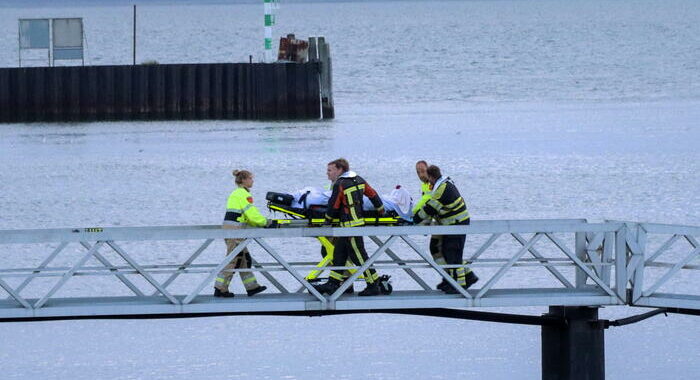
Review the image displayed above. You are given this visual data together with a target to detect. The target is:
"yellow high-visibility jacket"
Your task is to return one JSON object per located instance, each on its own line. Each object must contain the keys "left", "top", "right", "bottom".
{"left": 223, "top": 187, "right": 267, "bottom": 227}
{"left": 412, "top": 181, "right": 432, "bottom": 214}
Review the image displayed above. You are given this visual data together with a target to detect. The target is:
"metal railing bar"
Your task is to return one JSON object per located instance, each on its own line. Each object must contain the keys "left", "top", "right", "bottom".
{"left": 476, "top": 233, "right": 542, "bottom": 299}
{"left": 400, "top": 235, "right": 473, "bottom": 300}
{"left": 646, "top": 235, "right": 680, "bottom": 264}
{"left": 369, "top": 236, "right": 430, "bottom": 290}
{"left": 6, "top": 242, "right": 67, "bottom": 300}
{"left": 253, "top": 238, "right": 326, "bottom": 306}
{"left": 0, "top": 276, "right": 32, "bottom": 309}
{"left": 601, "top": 232, "right": 614, "bottom": 285}
{"left": 35, "top": 241, "right": 104, "bottom": 309}
{"left": 80, "top": 241, "right": 145, "bottom": 297}
{"left": 182, "top": 238, "right": 252, "bottom": 305}
{"left": 467, "top": 233, "right": 501, "bottom": 262}
{"left": 512, "top": 233, "right": 574, "bottom": 288}
{"left": 251, "top": 257, "right": 290, "bottom": 293}
{"left": 545, "top": 233, "right": 619, "bottom": 300}
{"left": 643, "top": 246, "right": 700, "bottom": 297}
{"left": 0, "top": 261, "right": 593, "bottom": 280}
{"left": 587, "top": 232, "right": 605, "bottom": 252}
{"left": 0, "top": 257, "right": 587, "bottom": 276}
{"left": 645, "top": 262, "right": 700, "bottom": 270}
{"left": 328, "top": 236, "right": 399, "bottom": 303}
{"left": 627, "top": 255, "right": 643, "bottom": 282}
{"left": 106, "top": 241, "right": 180, "bottom": 305}
{"left": 153, "top": 239, "right": 213, "bottom": 295}
{"left": 0, "top": 220, "right": 622, "bottom": 245}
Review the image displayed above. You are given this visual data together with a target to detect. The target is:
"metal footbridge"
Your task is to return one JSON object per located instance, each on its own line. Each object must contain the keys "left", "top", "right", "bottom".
{"left": 1, "top": 219, "right": 698, "bottom": 319}
{"left": 2, "top": 219, "right": 699, "bottom": 379}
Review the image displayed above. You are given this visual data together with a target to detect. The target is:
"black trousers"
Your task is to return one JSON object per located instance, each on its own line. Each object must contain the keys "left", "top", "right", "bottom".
{"left": 440, "top": 219, "right": 470, "bottom": 283}
{"left": 330, "top": 236, "right": 378, "bottom": 283}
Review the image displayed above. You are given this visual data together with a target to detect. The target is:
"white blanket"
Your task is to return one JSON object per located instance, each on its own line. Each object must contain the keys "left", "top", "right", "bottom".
{"left": 289, "top": 186, "right": 414, "bottom": 220}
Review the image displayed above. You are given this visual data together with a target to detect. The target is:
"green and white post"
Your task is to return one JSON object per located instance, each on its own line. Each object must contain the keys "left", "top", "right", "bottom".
{"left": 263, "top": 0, "right": 279, "bottom": 62}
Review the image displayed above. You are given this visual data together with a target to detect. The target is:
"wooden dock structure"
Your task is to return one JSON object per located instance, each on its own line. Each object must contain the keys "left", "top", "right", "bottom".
{"left": 0, "top": 37, "right": 334, "bottom": 123}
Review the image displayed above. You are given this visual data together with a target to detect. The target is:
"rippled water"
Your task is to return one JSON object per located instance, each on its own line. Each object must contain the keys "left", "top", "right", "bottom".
{"left": 1, "top": 1, "right": 699, "bottom": 379}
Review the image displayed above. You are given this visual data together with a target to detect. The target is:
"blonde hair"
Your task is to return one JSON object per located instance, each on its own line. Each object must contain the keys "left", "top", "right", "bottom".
{"left": 232, "top": 169, "right": 253, "bottom": 186}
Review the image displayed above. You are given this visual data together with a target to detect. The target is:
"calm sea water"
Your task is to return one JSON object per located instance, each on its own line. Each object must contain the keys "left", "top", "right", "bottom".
{"left": 1, "top": 1, "right": 699, "bottom": 379}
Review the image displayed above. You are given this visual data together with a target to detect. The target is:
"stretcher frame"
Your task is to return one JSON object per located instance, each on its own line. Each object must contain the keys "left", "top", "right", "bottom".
{"left": 267, "top": 202, "right": 407, "bottom": 282}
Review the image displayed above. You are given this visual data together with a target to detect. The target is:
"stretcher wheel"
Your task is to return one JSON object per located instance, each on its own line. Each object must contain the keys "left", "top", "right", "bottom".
{"left": 381, "top": 283, "right": 393, "bottom": 295}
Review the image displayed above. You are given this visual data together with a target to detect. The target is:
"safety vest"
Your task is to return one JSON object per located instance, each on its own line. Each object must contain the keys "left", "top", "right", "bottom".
{"left": 224, "top": 187, "right": 267, "bottom": 227}
{"left": 412, "top": 181, "right": 432, "bottom": 214}
{"left": 414, "top": 176, "right": 470, "bottom": 225}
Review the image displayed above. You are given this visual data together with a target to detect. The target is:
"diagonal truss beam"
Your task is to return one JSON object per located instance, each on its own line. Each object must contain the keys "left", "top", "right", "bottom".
{"left": 545, "top": 233, "right": 619, "bottom": 300}
{"left": 152, "top": 239, "right": 213, "bottom": 296}
{"left": 643, "top": 244, "right": 700, "bottom": 297}
{"left": 106, "top": 241, "right": 180, "bottom": 305}
{"left": 476, "top": 233, "right": 542, "bottom": 299}
{"left": 250, "top": 257, "right": 289, "bottom": 294}
{"left": 401, "top": 235, "right": 473, "bottom": 300}
{"left": 369, "top": 235, "right": 430, "bottom": 290}
{"left": 7, "top": 242, "right": 68, "bottom": 300}
{"left": 467, "top": 233, "right": 501, "bottom": 262}
{"left": 80, "top": 241, "right": 145, "bottom": 297}
{"left": 0, "top": 277, "right": 32, "bottom": 309}
{"left": 183, "top": 238, "right": 252, "bottom": 305}
{"left": 511, "top": 233, "right": 574, "bottom": 288}
{"left": 35, "top": 241, "right": 104, "bottom": 309}
{"left": 253, "top": 238, "right": 326, "bottom": 306}
{"left": 646, "top": 234, "right": 681, "bottom": 264}
{"left": 329, "top": 235, "right": 399, "bottom": 303}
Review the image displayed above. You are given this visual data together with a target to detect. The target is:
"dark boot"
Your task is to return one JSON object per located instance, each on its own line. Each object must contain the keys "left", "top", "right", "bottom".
{"left": 436, "top": 279, "right": 449, "bottom": 291}
{"left": 246, "top": 285, "right": 267, "bottom": 296}
{"left": 464, "top": 271, "right": 479, "bottom": 289}
{"left": 313, "top": 279, "right": 341, "bottom": 295}
{"left": 344, "top": 283, "right": 354, "bottom": 294}
{"left": 214, "top": 288, "right": 235, "bottom": 298}
{"left": 379, "top": 275, "right": 393, "bottom": 295}
{"left": 443, "top": 272, "right": 479, "bottom": 294}
{"left": 358, "top": 282, "right": 381, "bottom": 296}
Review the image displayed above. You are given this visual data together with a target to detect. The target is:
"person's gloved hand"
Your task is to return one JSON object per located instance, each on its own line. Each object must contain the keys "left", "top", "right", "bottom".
{"left": 412, "top": 214, "right": 423, "bottom": 225}
{"left": 265, "top": 220, "right": 279, "bottom": 229}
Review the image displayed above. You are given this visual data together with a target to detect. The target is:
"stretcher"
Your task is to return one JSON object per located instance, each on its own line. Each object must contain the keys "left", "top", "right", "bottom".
{"left": 266, "top": 191, "right": 408, "bottom": 286}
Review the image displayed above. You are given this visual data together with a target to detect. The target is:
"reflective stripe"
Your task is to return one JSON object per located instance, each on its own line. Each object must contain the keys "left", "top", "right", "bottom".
{"left": 226, "top": 208, "right": 244, "bottom": 213}
{"left": 438, "top": 210, "right": 470, "bottom": 225}
{"left": 215, "top": 277, "right": 230, "bottom": 284}
{"left": 242, "top": 204, "right": 253, "bottom": 213}
{"left": 242, "top": 276, "right": 258, "bottom": 284}
{"left": 342, "top": 219, "right": 365, "bottom": 227}
{"left": 343, "top": 184, "right": 365, "bottom": 205}
{"left": 443, "top": 196, "right": 464, "bottom": 210}
{"left": 330, "top": 271, "right": 345, "bottom": 281}
{"left": 349, "top": 206, "right": 359, "bottom": 222}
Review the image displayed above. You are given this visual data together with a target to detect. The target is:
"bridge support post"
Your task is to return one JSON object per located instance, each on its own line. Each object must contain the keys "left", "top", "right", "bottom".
{"left": 541, "top": 306, "right": 604, "bottom": 380}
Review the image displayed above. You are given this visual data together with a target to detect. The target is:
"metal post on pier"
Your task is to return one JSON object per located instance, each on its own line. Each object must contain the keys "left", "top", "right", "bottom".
{"left": 541, "top": 306, "right": 605, "bottom": 380}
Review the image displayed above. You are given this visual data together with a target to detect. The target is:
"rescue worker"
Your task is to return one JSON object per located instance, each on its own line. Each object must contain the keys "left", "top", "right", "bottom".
{"left": 413, "top": 160, "right": 449, "bottom": 290}
{"left": 313, "top": 158, "right": 389, "bottom": 296}
{"left": 214, "top": 169, "right": 270, "bottom": 298}
{"left": 412, "top": 165, "right": 478, "bottom": 293}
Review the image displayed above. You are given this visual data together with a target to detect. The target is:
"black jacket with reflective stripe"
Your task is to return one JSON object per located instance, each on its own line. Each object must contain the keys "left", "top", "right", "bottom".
{"left": 326, "top": 173, "right": 384, "bottom": 227}
{"left": 414, "top": 178, "right": 470, "bottom": 225}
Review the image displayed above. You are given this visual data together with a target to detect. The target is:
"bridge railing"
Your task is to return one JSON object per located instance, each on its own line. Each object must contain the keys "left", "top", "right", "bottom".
{"left": 618, "top": 222, "right": 700, "bottom": 310}
{"left": 1, "top": 219, "right": 696, "bottom": 319}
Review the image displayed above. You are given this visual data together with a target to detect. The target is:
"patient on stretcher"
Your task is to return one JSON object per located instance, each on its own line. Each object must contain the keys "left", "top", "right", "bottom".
{"left": 266, "top": 185, "right": 414, "bottom": 221}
